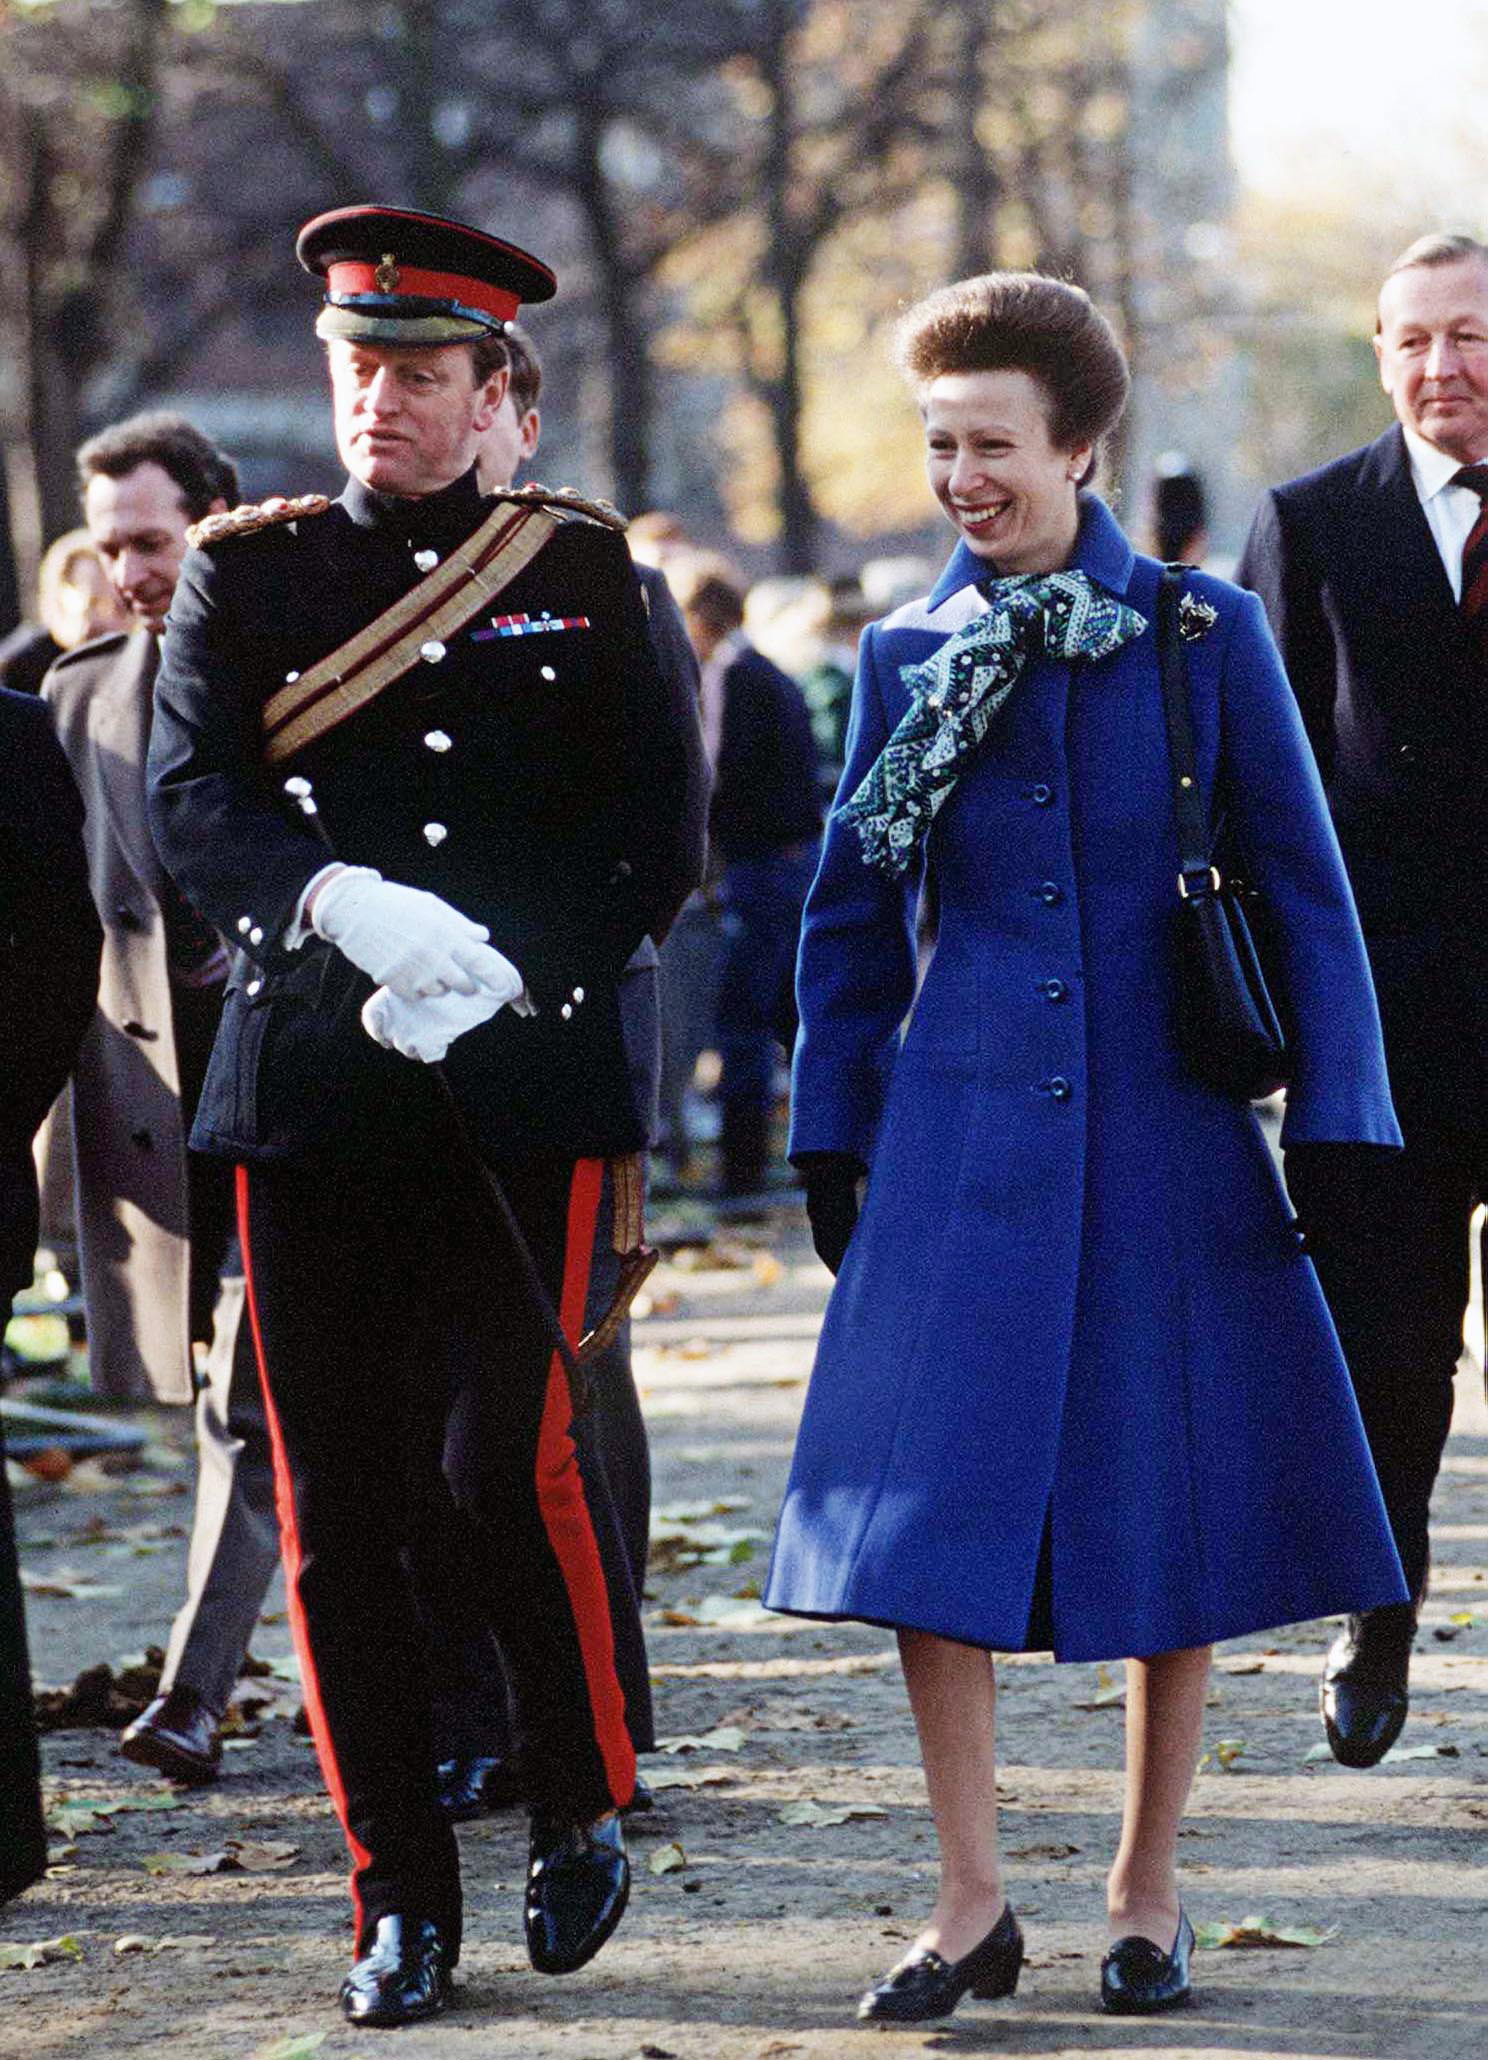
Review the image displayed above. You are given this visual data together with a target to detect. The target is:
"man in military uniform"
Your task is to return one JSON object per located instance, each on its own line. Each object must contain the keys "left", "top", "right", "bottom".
{"left": 147, "top": 207, "right": 702, "bottom": 2028}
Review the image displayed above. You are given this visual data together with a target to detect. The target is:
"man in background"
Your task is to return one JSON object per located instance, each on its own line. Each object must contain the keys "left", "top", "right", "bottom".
{"left": 0, "top": 530, "right": 127, "bottom": 696}
{"left": 665, "top": 552, "right": 820, "bottom": 1195}
{"left": 1239, "top": 231, "right": 1488, "bottom": 1766}
{"left": 45, "top": 413, "right": 280, "bottom": 1784}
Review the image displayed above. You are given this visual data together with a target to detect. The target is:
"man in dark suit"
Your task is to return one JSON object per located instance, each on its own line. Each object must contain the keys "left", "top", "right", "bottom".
{"left": 665, "top": 553, "right": 821, "bottom": 1194}
{"left": 147, "top": 206, "right": 702, "bottom": 2026}
{"left": 0, "top": 688, "right": 102, "bottom": 1905}
{"left": 1239, "top": 230, "right": 1488, "bottom": 1766}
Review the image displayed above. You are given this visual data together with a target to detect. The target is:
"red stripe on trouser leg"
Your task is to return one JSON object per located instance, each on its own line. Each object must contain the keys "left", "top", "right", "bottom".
{"left": 235, "top": 1164, "right": 373, "bottom": 1949}
{"left": 534, "top": 1158, "right": 637, "bottom": 1807}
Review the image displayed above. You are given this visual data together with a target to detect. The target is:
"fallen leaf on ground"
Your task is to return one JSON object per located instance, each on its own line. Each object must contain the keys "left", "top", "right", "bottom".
{"left": 1198, "top": 1737, "right": 1248, "bottom": 1773}
{"left": 1382, "top": 1741, "right": 1459, "bottom": 1762}
{"left": 751, "top": 1253, "right": 783, "bottom": 1285}
{"left": 1223, "top": 1657, "right": 1266, "bottom": 1675}
{"left": 0, "top": 1935, "right": 84, "bottom": 1970}
{"left": 226, "top": 1839, "right": 300, "bottom": 1872}
{"left": 49, "top": 1792, "right": 183, "bottom": 1838}
{"left": 647, "top": 1842, "right": 687, "bottom": 1874}
{"left": 253, "top": 2036, "right": 328, "bottom": 2060}
{"left": 776, "top": 1800, "right": 887, "bottom": 1827}
{"left": 656, "top": 1726, "right": 746, "bottom": 1756}
{"left": 1007, "top": 1842, "right": 1080, "bottom": 1860}
{"left": 155, "top": 1935, "right": 217, "bottom": 1951}
{"left": 643, "top": 1765, "right": 734, "bottom": 1791}
{"left": 113, "top": 1936, "right": 151, "bottom": 1956}
{"left": 1074, "top": 1663, "right": 1125, "bottom": 1709}
{"left": 21, "top": 1570, "right": 123, "bottom": 1601}
{"left": 1195, "top": 1915, "right": 1336, "bottom": 1950}
{"left": 142, "top": 1852, "right": 230, "bottom": 1877}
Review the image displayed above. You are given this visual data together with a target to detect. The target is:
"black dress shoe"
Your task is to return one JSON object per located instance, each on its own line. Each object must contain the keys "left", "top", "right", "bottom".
{"left": 339, "top": 1914, "right": 454, "bottom": 2027}
{"left": 1101, "top": 1909, "right": 1194, "bottom": 2015}
{"left": 1320, "top": 1605, "right": 1414, "bottom": 1768}
{"left": 437, "top": 1754, "right": 525, "bottom": 1820}
{"left": 118, "top": 1686, "right": 221, "bottom": 1785}
{"left": 525, "top": 1809, "right": 630, "bottom": 1974}
{"left": 621, "top": 1773, "right": 654, "bottom": 1816}
{"left": 857, "top": 1903, "right": 1023, "bottom": 2023}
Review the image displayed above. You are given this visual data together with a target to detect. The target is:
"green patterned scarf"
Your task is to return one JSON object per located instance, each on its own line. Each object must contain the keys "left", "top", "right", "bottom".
{"left": 841, "top": 570, "right": 1147, "bottom": 877}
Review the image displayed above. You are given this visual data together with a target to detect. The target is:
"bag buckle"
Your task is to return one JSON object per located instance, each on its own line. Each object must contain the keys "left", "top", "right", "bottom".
{"left": 1177, "top": 865, "right": 1221, "bottom": 900}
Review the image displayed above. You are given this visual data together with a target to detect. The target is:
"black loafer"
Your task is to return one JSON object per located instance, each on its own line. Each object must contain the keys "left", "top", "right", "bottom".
{"left": 339, "top": 1914, "right": 454, "bottom": 2027}
{"left": 437, "top": 1754, "right": 524, "bottom": 1820}
{"left": 857, "top": 1903, "right": 1023, "bottom": 2023}
{"left": 1101, "top": 1909, "right": 1194, "bottom": 2015}
{"left": 621, "top": 1773, "right": 654, "bottom": 1816}
{"left": 1320, "top": 1607, "right": 1413, "bottom": 1768}
{"left": 525, "top": 1810, "right": 630, "bottom": 1974}
{"left": 119, "top": 1686, "right": 222, "bottom": 1786}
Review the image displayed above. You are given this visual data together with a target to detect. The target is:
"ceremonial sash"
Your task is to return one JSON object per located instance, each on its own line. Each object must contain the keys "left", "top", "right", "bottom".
{"left": 261, "top": 497, "right": 561, "bottom": 766}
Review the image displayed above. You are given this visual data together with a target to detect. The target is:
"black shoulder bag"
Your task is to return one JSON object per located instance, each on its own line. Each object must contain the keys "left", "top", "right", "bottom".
{"left": 1156, "top": 565, "right": 1290, "bottom": 1101}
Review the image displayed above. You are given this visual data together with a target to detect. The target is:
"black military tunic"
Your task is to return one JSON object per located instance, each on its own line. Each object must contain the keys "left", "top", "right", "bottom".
{"left": 147, "top": 468, "right": 700, "bottom": 1953}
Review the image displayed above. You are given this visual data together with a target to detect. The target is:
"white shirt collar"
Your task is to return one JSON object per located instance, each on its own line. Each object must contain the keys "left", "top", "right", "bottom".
{"left": 1401, "top": 421, "right": 1483, "bottom": 502}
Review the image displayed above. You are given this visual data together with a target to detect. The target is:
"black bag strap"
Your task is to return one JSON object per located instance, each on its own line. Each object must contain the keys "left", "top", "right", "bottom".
{"left": 1155, "top": 563, "right": 1218, "bottom": 899}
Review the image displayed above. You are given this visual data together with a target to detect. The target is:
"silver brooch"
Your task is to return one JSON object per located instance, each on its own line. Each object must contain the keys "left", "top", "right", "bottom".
{"left": 1178, "top": 593, "right": 1218, "bottom": 642}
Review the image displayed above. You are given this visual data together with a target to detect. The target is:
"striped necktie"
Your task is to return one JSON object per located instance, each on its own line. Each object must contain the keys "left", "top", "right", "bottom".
{"left": 1453, "top": 463, "right": 1488, "bottom": 663}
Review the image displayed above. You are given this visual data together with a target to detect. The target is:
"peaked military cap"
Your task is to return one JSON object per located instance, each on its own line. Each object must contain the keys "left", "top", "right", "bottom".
{"left": 297, "top": 204, "right": 556, "bottom": 346}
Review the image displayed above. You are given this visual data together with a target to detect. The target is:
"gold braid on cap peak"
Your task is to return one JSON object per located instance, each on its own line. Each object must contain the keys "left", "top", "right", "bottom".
{"left": 187, "top": 494, "right": 332, "bottom": 550}
{"left": 494, "top": 482, "right": 628, "bottom": 532}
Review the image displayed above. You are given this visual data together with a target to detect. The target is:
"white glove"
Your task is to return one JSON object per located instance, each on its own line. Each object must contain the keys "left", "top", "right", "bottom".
{"left": 361, "top": 977, "right": 533, "bottom": 1064}
{"left": 310, "top": 865, "right": 513, "bottom": 1001}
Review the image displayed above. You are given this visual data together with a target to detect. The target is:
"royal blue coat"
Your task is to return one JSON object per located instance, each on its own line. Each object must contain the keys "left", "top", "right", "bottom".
{"left": 764, "top": 496, "right": 1408, "bottom": 1662}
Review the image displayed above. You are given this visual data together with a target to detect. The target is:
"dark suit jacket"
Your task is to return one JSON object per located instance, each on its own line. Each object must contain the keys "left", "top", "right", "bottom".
{"left": 0, "top": 685, "right": 101, "bottom": 1906}
{"left": 711, "top": 642, "right": 821, "bottom": 865}
{"left": 1237, "top": 424, "right": 1486, "bottom": 962}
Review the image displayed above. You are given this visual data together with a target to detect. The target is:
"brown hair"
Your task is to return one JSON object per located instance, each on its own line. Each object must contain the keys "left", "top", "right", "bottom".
{"left": 504, "top": 322, "right": 541, "bottom": 417}
{"left": 1377, "top": 232, "right": 1488, "bottom": 329}
{"left": 76, "top": 412, "right": 239, "bottom": 520}
{"left": 894, "top": 272, "right": 1129, "bottom": 462}
{"left": 469, "top": 329, "right": 511, "bottom": 386}
{"left": 665, "top": 550, "right": 745, "bottom": 634}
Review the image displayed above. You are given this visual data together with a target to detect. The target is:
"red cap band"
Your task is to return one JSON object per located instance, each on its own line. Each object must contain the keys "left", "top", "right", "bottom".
{"left": 325, "top": 259, "right": 518, "bottom": 326}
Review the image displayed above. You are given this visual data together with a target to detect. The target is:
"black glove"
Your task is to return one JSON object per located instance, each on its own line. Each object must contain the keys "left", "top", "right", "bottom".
{"left": 796, "top": 1152, "right": 866, "bottom": 1276}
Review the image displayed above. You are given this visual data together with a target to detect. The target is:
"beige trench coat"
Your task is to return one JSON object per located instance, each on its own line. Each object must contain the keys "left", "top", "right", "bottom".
{"left": 42, "top": 630, "right": 194, "bottom": 1403}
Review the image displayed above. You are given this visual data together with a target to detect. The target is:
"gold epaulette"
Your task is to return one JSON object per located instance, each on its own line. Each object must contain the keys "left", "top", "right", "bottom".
{"left": 495, "top": 482, "right": 628, "bottom": 533}
{"left": 187, "top": 494, "right": 332, "bottom": 550}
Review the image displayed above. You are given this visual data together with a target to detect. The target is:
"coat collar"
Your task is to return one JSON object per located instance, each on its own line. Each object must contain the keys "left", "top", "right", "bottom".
{"left": 339, "top": 463, "right": 486, "bottom": 545}
{"left": 1357, "top": 424, "right": 1457, "bottom": 617}
{"left": 925, "top": 492, "right": 1135, "bottom": 614}
{"left": 88, "top": 631, "right": 167, "bottom": 898}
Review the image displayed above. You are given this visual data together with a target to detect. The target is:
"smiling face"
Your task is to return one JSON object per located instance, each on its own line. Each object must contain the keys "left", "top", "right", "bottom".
{"left": 1375, "top": 256, "right": 1488, "bottom": 464}
{"left": 83, "top": 462, "right": 198, "bottom": 634}
{"left": 922, "top": 368, "right": 1091, "bottom": 575}
{"left": 327, "top": 337, "right": 507, "bottom": 497}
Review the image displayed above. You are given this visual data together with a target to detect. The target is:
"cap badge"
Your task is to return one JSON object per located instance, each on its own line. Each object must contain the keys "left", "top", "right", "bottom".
{"left": 374, "top": 252, "right": 401, "bottom": 293}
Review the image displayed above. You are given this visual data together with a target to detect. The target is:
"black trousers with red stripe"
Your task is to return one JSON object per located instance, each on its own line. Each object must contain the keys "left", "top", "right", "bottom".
{"left": 236, "top": 1147, "right": 637, "bottom": 1952}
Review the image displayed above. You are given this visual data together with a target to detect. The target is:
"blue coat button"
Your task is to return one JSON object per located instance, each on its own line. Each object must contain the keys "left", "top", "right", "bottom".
{"left": 1047, "top": 1076, "right": 1072, "bottom": 1101}
{"left": 1039, "top": 978, "right": 1068, "bottom": 1002}
{"left": 1037, "top": 881, "right": 1063, "bottom": 906}
{"left": 1030, "top": 783, "right": 1054, "bottom": 806}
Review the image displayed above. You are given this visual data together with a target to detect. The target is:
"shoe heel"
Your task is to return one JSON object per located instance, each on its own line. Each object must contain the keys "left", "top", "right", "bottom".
{"left": 968, "top": 1920, "right": 1024, "bottom": 1999}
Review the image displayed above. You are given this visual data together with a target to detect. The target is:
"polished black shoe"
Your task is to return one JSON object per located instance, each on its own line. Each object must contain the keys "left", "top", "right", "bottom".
{"left": 339, "top": 1914, "right": 454, "bottom": 2027}
{"left": 621, "top": 1773, "right": 654, "bottom": 1816}
{"left": 525, "top": 1809, "right": 630, "bottom": 1974}
{"left": 1101, "top": 1909, "right": 1194, "bottom": 2015}
{"left": 1320, "top": 1605, "right": 1414, "bottom": 1768}
{"left": 857, "top": 1903, "right": 1023, "bottom": 2023}
{"left": 118, "top": 1685, "right": 221, "bottom": 1785}
{"left": 437, "top": 1753, "right": 525, "bottom": 1821}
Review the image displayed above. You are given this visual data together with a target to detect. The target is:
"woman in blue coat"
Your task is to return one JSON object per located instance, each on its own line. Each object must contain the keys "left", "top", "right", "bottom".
{"left": 764, "top": 274, "right": 1406, "bottom": 2023}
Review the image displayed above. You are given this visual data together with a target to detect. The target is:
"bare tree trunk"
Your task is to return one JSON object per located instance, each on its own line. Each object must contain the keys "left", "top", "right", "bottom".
{"left": 757, "top": 15, "right": 817, "bottom": 574}
{"left": 573, "top": 104, "right": 654, "bottom": 512}
{"left": 949, "top": 0, "right": 1001, "bottom": 280}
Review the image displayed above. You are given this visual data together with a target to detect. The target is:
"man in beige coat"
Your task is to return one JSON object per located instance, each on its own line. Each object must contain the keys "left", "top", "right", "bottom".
{"left": 42, "top": 413, "right": 281, "bottom": 1781}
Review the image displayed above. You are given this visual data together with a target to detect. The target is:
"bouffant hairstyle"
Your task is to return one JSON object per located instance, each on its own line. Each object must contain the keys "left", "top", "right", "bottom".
{"left": 894, "top": 273, "right": 1130, "bottom": 466}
